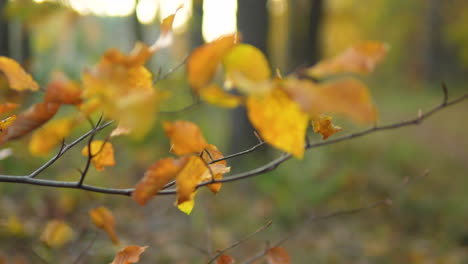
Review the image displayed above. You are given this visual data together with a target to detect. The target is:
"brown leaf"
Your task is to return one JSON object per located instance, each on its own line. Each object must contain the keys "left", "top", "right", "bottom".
{"left": 217, "top": 254, "right": 235, "bottom": 264}
{"left": 187, "top": 34, "right": 239, "bottom": 91}
{"left": 110, "top": 245, "right": 148, "bottom": 264}
{"left": 201, "top": 144, "right": 229, "bottom": 194}
{"left": 266, "top": 247, "right": 290, "bottom": 264}
{"left": 0, "top": 56, "right": 39, "bottom": 91}
{"left": 307, "top": 41, "right": 388, "bottom": 78}
{"left": 0, "top": 103, "right": 19, "bottom": 115}
{"left": 89, "top": 206, "right": 119, "bottom": 245}
{"left": 312, "top": 115, "right": 343, "bottom": 140}
{"left": 132, "top": 157, "right": 188, "bottom": 205}
{"left": 163, "top": 120, "right": 208, "bottom": 156}
{"left": 44, "top": 72, "right": 82, "bottom": 105}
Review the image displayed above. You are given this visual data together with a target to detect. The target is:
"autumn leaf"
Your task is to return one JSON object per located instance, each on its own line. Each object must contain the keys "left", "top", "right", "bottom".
{"left": 81, "top": 140, "right": 116, "bottom": 171}
{"left": 132, "top": 157, "right": 188, "bottom": 205}
{"left": 247, "top": 88, "right": 309, "bottom": 159}
{"left": 44, "top": 72, "right": 82, "bottom": 105}
{"left": 175, "top": 156, "right": 207, "bottom": 214}
{"left": 40, "top": 220, "right": 74, "bottom": 248}
{"left": 110, "top": 245, "right": 148, "bottom": 264}
{"left": 29, "top": 117, "right": 77, "bottom": 156}
{"left": 306, "top": 41, "right": 388, "bottom": 78}
{"left": 89, "top": 206, "right": 119, "bottom": 245}
{"left": 0, "top": 115, "right": 16, "bottom": 132}
{"left": 187, "top": 34, "right": 239, "bottom": 91}
{"left": 199, "top": 84, "right": 243, "bottom": 108}
{"left": 266, "top": 247, "right": 291, "bottom": 264}
{"left": 163, "top": 120, "right": 208, "bottom": 155}
{"left": 283, "top": 77, "right": 377, "bottom": 123}
{"left": 0, "top": 102, "right": 60, "bottom": 144}
{"left": 201, "top": 144, "right": 229, "bottom": 194}
{"left": 0, "top": 103, "right": 19, "bottom": 115}
{"left": 217, "top": 254, "right": 235, "bottom": 264}
{"left": 223, "top": 44, "right": 272, "bottom": 95}
{"left": 312, "top": 115, "right": 342, "bottom": 140}
{"left": 150, "top": 5, "right": 182, "bottom": 52}
{"left": 0, "top": 56, "right": 39, "bottom": 91}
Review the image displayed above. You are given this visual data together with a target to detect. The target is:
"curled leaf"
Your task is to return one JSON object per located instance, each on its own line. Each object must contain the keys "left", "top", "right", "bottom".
{"left": 81, "top": 140, "right": 116, "bottom": 171}
{"left": 150, "top": 5, "right": 182, "bottom": 52}
{"left": 40, "top": 220, "right": 74, "bottom": 248}
{"left": 132, "top": 157, "right": 188, "bottom": 205}
{"left": 247, "top": 88, "right": 308, "bottom": 159}
{"left": 89, "top": 206, "right": 119, "bottom": 245}
{"left": 110, "top": 245, "right": 148, "bottom": 264}
{"left": 0, "top": 56, "right": 39, "bottom": 91}
{"left": 163, "top": 120, "right": 208, "bottom": 155}
{"left": 312, "top": 115, "right": 342, "bottom": 140}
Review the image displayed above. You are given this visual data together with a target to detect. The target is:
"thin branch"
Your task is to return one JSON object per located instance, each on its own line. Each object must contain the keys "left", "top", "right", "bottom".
{"left": 159, "top": 99, "right": 203, "bottom": 115}
{"left": 153, "top": 55, "right": 188, "bottom": 84}
{"left": 207, "top": 220, "right": 272, "bottom": 264}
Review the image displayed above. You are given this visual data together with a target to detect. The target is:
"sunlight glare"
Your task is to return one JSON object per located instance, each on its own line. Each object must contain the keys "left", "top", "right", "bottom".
{"left": 68, "top": 0, "right": 136, "bottom": 17}
{"left": 202, "top": 0, "right": 237, "bottom": 42}
{"left": 136, "top": 0, "right": 159, "bottom": 24}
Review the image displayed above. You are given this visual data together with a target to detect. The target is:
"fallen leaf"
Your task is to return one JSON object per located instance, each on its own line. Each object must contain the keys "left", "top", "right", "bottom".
{"left": 163, "top": 120, "right": 208, "bottom": 155}
{"left": 312, "top": 115, "right": 342, "bottom": 140}
{"left": 81, "top": 140, "right": 116, "bottom": 171}
{"left": 110, "top": 245, "right": 148, "bottom": 264}
{"left": 89, "top": 206, "right": 119, "bottom": 245}
{"left": 306, "top": 41, "right": 388, "bottom": 78}
{"left": 0, "top": 56, "right": 39, "bottom": 91}
{"left": 217, "top": 254, "right": 235, "bottom": 264}
{"left": 247, "top": 88, "right": 309, "bottom": 159}
{"left": 40, "top": 220, "right": 74, "bottom": 248}
{"left": 132, "top": 157, "right": 188, "bottom": 205}
{"left": 266, "top": 247, "right": 290, "bottom": 264}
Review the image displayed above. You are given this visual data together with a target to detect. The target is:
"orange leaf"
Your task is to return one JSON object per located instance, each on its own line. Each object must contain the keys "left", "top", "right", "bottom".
{"left": 0, "top": 56, "right": 39, "bottom": 91}
{"left": 307, "top": 41, "right": 388, "bottom": 78}
{"left": 163, "top": 120, "right": 208, "bottom": 156}
{"left": 175, "top": 156, "right": 207, "bottom": 214}
{"left": 0, "top": 103, "right": 19, "bottom": 115}
{"left": 40, "top": 220, "right": 74, "bottom": 248}
{"left": 0, "top": 102, "right": 60, "bottom": 144}
{"left": 29, "top": 117, "right": 77, "bottom": 156}
{"left": 312, "top": 115, "right": 342, "bottom": 140}
{"left": 187, "top": 34, "right": 239, "bottom": 91}
{"left": 266, "top": 247, "right": 291, "bottom": 264}
{"left": 201, "top": 144, "right": 229, "bottom": 194}
{"left": 132, "top": 157, "right": 188, "bottom": 205}
{"left": 44, "top": 72, "right": 82, "bottom": 105}
{"left": 110, "top": 245, "right": 148, "bottom": 264}
{"left": 217, "top": 254, "right": 235, "bottom": 264}
{"left": 284, "top": 78, "right": 377, "bottom": 123}
{"left": 247, "top": 88, "right": 309, "bottom": 159}
{"left": 89, "top": 206, "right": 119, "bottom": 245}
{"left": 81, "top": 140, "right": 116, "bottom": 171}
{"left": 150, "top": 5, "right": 182, "bottom": 52}
{"left": 199, "top": 84, "right": 243, "bottom": 108}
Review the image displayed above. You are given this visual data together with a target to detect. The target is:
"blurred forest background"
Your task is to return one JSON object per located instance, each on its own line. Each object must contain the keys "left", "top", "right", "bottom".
{"left": 0, "top": 0, "right": 467, "bottom": 263}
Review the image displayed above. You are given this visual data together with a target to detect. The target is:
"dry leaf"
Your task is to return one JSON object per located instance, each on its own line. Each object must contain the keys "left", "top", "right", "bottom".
{"left": 89, "top": 206, "right": 119, "bottom": 245}
{"left": 312, "top": 115, "right": 342, "bottom": 140}
{"left": 163, "top": 120, "right": 208, "bottom": 155}
{"left": 132, "top": 157, "right": 188, "bottom": 205}
{"left": 201, "top": 144, "right": 229, "bottom": 193}
{"left": 266, "top": 247, "right": 290, "bottom": 264}
{"left": 150, "top": 5, "right": 182, "bottom": 52}
{"left": 307, "top": 41, "right": 388, "bottom": 78}
{"left": 40, "top": 220, "right": 74, "bottom": 248}
{"left": 0, "top": 56, "right": 39, "bottom": 91}
{"left": 247, "top": 88, "right": 309, "bottom": 159}
{"left": 110, "top": 245, "right": 148, "bottom": 264}
{"left": 217, "top": 254, "right": 235, "bottom": 264}
{"left": 175, "top": 156, "right": 207, "bottom": 214}
{"left": 81, "top": 140, "right": 116, "bottom": 171}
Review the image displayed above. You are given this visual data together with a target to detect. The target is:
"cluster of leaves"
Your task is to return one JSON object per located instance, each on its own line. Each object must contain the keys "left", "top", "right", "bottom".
{"left": 0, "top": 5, "right": 392, "bottom": 262}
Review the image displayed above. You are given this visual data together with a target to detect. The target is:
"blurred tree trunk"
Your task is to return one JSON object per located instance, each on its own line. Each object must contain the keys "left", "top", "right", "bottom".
{"left": 0, "top": 0, "right": 9, "bottom": 56}
{"left": 191, "top": 0, "right": 204, "bottom": 48}
{"left": 230, "top": 0, "right": 268, "bottom": 154}
{"left": 288, "top": 0, "right": 323, "bottom": 70}
{"left": 423, "top": 0, "right": 442, "bottom": 82}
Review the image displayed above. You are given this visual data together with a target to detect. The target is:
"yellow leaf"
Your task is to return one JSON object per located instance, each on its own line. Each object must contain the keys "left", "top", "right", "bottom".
{"left": 223, "top": 44, "right": 272, "bottom": 95}
{"left": 110, "top": 245, "right": 148, "bottom": 264}
{"left": 0, "top": 115, "right": 16, "bottom": 132}
{"left": 284, "top": 77, "right": 377, "bottom": 123}
{"left": 312, "top": 115, "right": 342, "bottom": 140}
{"left": 0, "top": 56, "right": 39, "bottom": 91}
{"left": 150, "top": 5, "right": 182, "bottom": 52}
{"left": 29, "top": 117, "right": 77, "bottom": 156}
{"left": 81, "top": 140, "right": 116, "bottom": 171}
{"left": 132, "top": 157, "right": 188, "bottom": 205}
{"left": 163, "top": 120, "right": 208, "bottom": 156}
{"left": 187, "top": 34, "right": 239, "bottom": 91}
{"left": 247, "top": 88, "right": 309, "bottom": 159}
{"left": 199, "top": 84, "right": 243, "bottom": 108}
{"left": 177, "top": 191, "right": 196, "bottom": 215}
{"left": 307, "top": 41, "right": 388, "bottom": 78}
{"left": 175, "top": 156, "right": 207, "bottom": 214}
{"left": 89, "top": 206, "right": 119, "bottom": 245}
{"left": 40, "top": 220, "right": 74, "bottom": 248}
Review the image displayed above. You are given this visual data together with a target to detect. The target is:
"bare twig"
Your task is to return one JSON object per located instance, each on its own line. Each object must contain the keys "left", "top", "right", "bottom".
{"left": 153, "top": 55, "right": 188, "bottom": 84}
